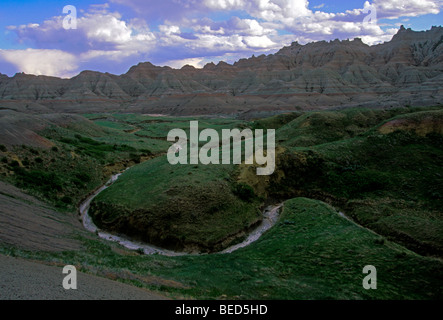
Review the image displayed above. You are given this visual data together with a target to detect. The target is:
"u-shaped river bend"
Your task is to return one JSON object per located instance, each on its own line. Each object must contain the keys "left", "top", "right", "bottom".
{"left": 79, "top": 170, "right": 282, "bottom": 256}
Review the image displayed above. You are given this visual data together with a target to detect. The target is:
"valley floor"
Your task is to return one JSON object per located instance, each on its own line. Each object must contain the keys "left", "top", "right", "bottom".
{"left": 1, "top": 178, "right": 442, "bottom": 300}
{"left": 1, "top": 107, "right": 442, "bottom": 300}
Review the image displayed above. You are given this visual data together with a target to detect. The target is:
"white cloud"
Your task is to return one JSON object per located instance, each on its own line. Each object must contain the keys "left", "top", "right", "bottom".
{"left": 192, "top": 16, "right": 275, "bottom": 37}
{"left": 159, "top": 25, "right": 181, "bottom": 35}
{"left": 9, "top": 9, "right": 156, "bottom": 53}
{"left": 196, "top": 0, "right": 397, "bottom": 44}
{"left": 81, "top": 12, "right": 132, "bottom": 44}
{"left": 79, "top": 50, "right": 135, "bottom": 62}
{"left": 203, "top": 0, "right": 246, "bottom": 11}
{"left": 360, "top": 28, "right": 398, "bottom": 45}
{"left": 0, "top": 49, "right": 78, "bottom": 78}
{"left": 204, "top": 0, "right": 312, "bottom": 22}
{"left": 374, "top": 0, "right": 442, "bottom": 19}
{"left": 229, "top": 18, "right": 267, "bottom": 36}
{"left": 243, "top": 35, "right": 276, "bottom": 48}
{"left": 4, "top": 0, "right": 442, "bottom": 76}
{"left": 161, "top": 57, "right": 205, "bottom": 69}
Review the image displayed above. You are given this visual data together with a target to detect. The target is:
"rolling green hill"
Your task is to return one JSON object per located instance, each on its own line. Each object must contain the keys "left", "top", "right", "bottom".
{"left": 3, "top": 197, "right": 442, "bottom": 299}
{"left": 90, "top": 157, "right": 261, "bottom": 253}
{"left": 1, "top": 106, "right": 442, "bottom": 300}
{"left": 241, "top": 107, "right": 443, "bottom": 257}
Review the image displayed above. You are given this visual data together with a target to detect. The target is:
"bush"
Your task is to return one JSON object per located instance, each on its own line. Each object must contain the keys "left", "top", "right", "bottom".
{"left": 10, "top": 160, "right": 20, "bottom": 168}
{"left": 0, "top": 145, "right": 7, "bottom": 152}
{"left": 140, "top": 149, "right": 153, "bottom": 156}
{"left": 268, "top": 150, "right": 326, "bottom": 196}
{"left": 14, "top": 168, "right": 63, "bottom": 192}
{"left": 130, "top": 153, "right": 141, "bottom": 164}
{"left": 327, "top": 168, "right": 390, "bottom": 198}
{"left": 119, "top": 144, "right": 136, "bottom": 152}
{"left": 77, "top": 135, "right": 101, "bottom": 146}
{"left": 61, "top": 196, "right": 73, "bottom": 204}
{"left": 233, "top": 182, "right": 256, "bottom": 202}
{"left": 60, "top": 138, "right": 76, "bottom": 144}
{"left": 346, "top": 169, "right": 389, "bottom": 195}
{"left": 75, "top": 172, "right": 92, "bottom": 183}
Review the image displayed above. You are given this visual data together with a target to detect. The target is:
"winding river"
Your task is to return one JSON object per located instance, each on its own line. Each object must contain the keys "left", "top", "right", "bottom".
{"left": 79, "top": 170, "right": 282, "bottom": 256}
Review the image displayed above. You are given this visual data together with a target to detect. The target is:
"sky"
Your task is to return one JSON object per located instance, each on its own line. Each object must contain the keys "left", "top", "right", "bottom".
{"left": 0, "top": 0, "right": 442, "bottom": 78}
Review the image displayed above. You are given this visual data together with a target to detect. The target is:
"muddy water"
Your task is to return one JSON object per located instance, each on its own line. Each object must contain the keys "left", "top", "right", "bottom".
{"left": 79, "top": 170, "right": 282, "bottom": 256}
{"left": 221, "top": 204, "right": 282, "bottom": 254}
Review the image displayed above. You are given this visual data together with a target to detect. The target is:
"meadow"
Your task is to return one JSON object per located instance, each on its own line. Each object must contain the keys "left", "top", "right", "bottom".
{"left": 1, "top": 105, "right": 442, "bottom": 299}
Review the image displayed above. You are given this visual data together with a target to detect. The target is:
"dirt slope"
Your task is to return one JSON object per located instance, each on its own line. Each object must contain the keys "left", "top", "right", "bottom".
{"left": 0, "top": 180, "right": 83, "bottom": 251}
{"left": 0, "top": 254, "right": 167, "bottom": 300}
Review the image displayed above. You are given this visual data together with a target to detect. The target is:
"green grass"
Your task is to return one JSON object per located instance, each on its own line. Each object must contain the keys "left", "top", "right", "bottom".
{"left": 3, "top": 198, "right": 441, "bottom": 299}
{"left": 132, "top": 118, "right": 245, "bottom": 139}
{"left": 256, "top": 106, "right": 443, "bottom": 257}
{"left": 79, "top": 113, "right": 265, "bottom": 252}
{"left": 2, "top": 106, "right": 442, "bottom": 300}
{"left": 276, "top": 106, "right": 441, "bottom": 147}
{"left": 85, "top": 107, "right": 443, "bottom": 257}
{"left": 0, "top": 113, "right": 250, "bottom": 213}
{"left": 0, "top": 143, "right": 105, "bottom": 208}
{"left": 250, "top": 112, "right": 302, "bottom": 130}
{"left": 0, "top": 113, "right": 178, "bottom": 208}
{"left": 93, "top": 120, "right": 136, "bottom": 131}
{"left": 90, "top": 155, "right": 261, "bottom": 252}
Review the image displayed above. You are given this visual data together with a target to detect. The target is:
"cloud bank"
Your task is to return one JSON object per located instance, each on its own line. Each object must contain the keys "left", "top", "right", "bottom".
{"left": 1, "top": 0, "right": 441, "bottom": 77}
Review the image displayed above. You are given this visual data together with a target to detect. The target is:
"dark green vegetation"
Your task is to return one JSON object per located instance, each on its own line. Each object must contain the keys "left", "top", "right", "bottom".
{"left": 90, "top": 106, "right": 443, "bottom": 258}
{"left": 266, "top": 107, "right": 443, "bottom": 257}
{"left": 0, "top": 143, "right": 103, "bottom": 208}
{"left": 2, "top": 198, "right": 442, "bottom": 299}
{"left": 0, "top": 114, "right": 171, "bottom": 208}
{"left": 0, "top": 113, "right": 228, "bottom": 208}
{"left": 90, "top": 157, "right": 261, "bottom": 252}
{"left": 87, "top": 114, "right": 263, "bottom": 252}
{"left": 1, "top": 106, "right": 442, "bottom": 299}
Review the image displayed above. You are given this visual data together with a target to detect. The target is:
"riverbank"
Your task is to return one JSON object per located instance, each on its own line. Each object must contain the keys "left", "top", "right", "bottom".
{"left": 80, "top": 168, "right": 283, "bottom": 256}
{"left": 3, "top": 196, "right": 442, "bottom": 300}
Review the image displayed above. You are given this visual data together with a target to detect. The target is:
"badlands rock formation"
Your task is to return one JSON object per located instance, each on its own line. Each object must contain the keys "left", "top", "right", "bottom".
{"left": 0, "top": 26, "right": 442, "bottom": 115}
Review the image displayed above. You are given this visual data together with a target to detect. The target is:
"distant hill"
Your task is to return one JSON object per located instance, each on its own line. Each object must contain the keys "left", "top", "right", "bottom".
{"left": 1, "top": 26, "right": 442, "bottom": 115}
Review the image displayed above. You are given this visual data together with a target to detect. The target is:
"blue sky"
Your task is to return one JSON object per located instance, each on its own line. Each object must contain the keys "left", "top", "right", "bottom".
{"left": 0, "top": 0, "right": 442, "bottom": 77}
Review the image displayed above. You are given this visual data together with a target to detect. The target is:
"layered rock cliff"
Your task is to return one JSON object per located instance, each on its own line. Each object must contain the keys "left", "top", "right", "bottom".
{"left": 1, "top": 26, "right": 442, "bottom": 115}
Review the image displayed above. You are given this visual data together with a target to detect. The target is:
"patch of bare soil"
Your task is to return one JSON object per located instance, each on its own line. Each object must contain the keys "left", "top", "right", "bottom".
{"left": 0, "top": 254, "right": 168, "bottom": 300}
{"left": 0, "top": 180, "right": 84, "bottom": 252}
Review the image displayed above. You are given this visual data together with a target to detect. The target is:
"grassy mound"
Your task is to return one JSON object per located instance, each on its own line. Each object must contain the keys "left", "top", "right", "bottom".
{"left": 90, "top": 156, "right": 262, "bottom": 253}
{"left": 315, "top": 127, "right": 443, "bottom": 256}
{"left": 276, "top": 107, "right": 441, "bottom": 147}
{"left": 239, "top": 106, "right": 443, "bottom": 257}
{"left": 88, "top": 107, "right": 443, "bottom": 257}
{"left": 0, "top": 112, "right": 191, "bottom": 208}
{"left": 377, "top": 109, "right": 443, "bottom": 136}
{"left": 2, "top": 108, "right": 443, "bottom": 300}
